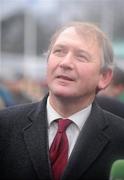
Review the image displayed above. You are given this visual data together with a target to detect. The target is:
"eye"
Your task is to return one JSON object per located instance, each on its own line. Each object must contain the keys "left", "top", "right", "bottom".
{"left": 52, "top": 47, "right": 67, "bottom": 57}
{"left": 76, "top": 54, "right": 89, "bottom": 62}
{"left": 53, "top": 48, "right": 62, "bottom": 53}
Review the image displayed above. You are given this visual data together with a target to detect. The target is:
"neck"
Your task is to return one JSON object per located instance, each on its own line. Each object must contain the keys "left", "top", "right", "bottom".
{"left": 49, "top": 93, "right": 94, "bottom": 117}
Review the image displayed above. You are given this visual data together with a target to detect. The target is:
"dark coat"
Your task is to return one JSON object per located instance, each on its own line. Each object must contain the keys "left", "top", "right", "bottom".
{"left": 0, "top": 96, "right": 124, "bottom": 180}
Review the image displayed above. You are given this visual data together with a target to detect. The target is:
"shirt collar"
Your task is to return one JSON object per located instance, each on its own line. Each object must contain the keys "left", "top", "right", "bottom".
{"left": 47, "top": 96, "right": 92, "bottom": 130}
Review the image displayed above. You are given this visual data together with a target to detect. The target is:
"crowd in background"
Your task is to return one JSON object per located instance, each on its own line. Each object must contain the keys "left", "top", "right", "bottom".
{"left": 1, "top": 65, "right": 124, "bottom": 114}
{"left": 0, "top": 73, "right": 48, "bottom": 109}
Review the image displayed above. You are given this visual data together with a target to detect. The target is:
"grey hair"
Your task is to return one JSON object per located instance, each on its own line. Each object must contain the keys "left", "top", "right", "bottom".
{"left": 100, "top": 34, "right": 114, "bottom": 72}
{"left": 47, "top": 21, "right": 114, "bottom": 71}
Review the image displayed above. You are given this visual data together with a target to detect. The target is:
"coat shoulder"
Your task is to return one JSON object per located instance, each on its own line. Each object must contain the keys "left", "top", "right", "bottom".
{"left": 0, "top": 102, "right": 41, "bottom": 145}
{"left": 0, "top": 102, "right": 39, "bottom": 123}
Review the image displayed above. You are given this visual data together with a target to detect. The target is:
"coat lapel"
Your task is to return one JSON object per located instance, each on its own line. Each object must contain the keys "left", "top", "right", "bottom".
{"left": 62, "top": 102, "right": 110, "bottom": 180}
{"left": 23, "top": 96, "right": 52, "bottom": 180}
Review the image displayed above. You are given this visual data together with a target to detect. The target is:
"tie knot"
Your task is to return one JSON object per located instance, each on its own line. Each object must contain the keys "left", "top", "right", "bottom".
{"left": 57, "top": 119, "right": 72, "bottom": 133}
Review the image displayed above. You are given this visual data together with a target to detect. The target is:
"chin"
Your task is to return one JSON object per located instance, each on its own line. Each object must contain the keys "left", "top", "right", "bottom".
{"left": 54, "top": 91, "right": 72, "bottom": 97}
{"left": 51, "top": 89, "right": 72, "bottom": 97}
{"left": 49, "top": 84, "right": 76, "bottom": 98}
{"left": 53, "top": 91, "right": 78, "bottom": 100}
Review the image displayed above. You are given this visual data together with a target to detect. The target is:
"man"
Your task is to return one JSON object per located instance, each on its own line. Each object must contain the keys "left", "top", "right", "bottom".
{"left": 0, "top": 22, "right": 124, "bottom": 180}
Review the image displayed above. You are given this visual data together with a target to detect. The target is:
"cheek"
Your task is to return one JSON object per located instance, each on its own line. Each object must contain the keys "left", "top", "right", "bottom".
{"left": 47, "top": 56, "right": 58, "bottom": 72}
{"left": 78, "top": 66, "right": 100, "bottom": 82}
{"left": 46, "top": 62, "right": 53, "bottom": 81}
{"left": 47, "top": 63, "right": 54, "bottom": 76}
{"left": 47, "top": 60, "right": 57, "bottom": 82}
{"left": 78, "top": 65, "right": 94, "bottom": 75}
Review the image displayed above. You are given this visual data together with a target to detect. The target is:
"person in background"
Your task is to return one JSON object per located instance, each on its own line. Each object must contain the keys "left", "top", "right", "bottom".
{"left": 0, "top": 97, "right": 5, "bottom": 109}
{"left": 96, "top": 65, "right": 124, "bottom": 118}
{"left": 96, "top": 95, "right": 124, "bottom": 118}
{"left": 3, "top": 73, "right": 33, "bottom": 105}
{"left": 0, "top": 22, "right": 124, "bottom": 180}
{"left": 99, "top": 65, "right": 124, "bottom": 102}
{"left": 0, "top": 78, "right": 15, "bottom": 108}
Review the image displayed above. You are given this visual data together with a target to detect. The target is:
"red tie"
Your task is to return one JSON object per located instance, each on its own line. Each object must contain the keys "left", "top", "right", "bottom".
{"left": 49, "top": 119, "right": 72, "bottom": 180}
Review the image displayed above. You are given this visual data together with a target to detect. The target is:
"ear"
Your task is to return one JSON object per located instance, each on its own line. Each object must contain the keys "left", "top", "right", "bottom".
{"left": 98, "top": 68, "right": 113, "bottom": 91}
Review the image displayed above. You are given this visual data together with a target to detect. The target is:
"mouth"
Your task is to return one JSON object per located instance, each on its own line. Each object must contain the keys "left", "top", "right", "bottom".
{"left": 57, "top": 75, "right": 74, "bottom": 81}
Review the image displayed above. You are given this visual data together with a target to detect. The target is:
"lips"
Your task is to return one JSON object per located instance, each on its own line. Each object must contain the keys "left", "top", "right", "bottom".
{"left": 57, "top": 75, "right": 74, "bottom": 81}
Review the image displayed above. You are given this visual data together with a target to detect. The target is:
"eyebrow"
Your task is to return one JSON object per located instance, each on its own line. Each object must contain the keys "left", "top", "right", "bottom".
{"left": 52, "top": 44, "right": 66, "bottom": 49}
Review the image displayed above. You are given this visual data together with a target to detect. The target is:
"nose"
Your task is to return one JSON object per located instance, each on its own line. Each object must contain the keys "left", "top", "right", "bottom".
{"left": 59, "top": 52, "right": 74, "bottom": 69}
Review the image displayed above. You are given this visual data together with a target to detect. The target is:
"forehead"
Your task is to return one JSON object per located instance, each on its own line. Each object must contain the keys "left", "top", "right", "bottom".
{"left": 53, "top": 27, "right": 100, "bottom": 51}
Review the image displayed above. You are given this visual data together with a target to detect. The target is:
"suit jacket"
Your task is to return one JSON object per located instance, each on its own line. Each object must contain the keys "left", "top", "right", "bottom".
{"left": 0, "top": 95, "right": 124, "bottom": 180}
{"left": 96, "top": 95, "right": 124, "bottom": 118}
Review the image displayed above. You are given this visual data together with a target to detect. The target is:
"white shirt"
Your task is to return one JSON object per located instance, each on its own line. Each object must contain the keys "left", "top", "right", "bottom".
{"left": 47, "top": 97, "right": 92, "bottom": 157}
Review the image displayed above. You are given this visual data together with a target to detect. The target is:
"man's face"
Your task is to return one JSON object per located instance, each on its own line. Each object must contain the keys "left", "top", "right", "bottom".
{"left": 47, "top": 27, "right": 108, "bottom": 101}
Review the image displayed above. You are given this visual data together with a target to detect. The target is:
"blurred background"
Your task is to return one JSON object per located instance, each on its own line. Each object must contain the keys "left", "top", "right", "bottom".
{"left": 0, "top": 0, "right": 124, "bottom": 108}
